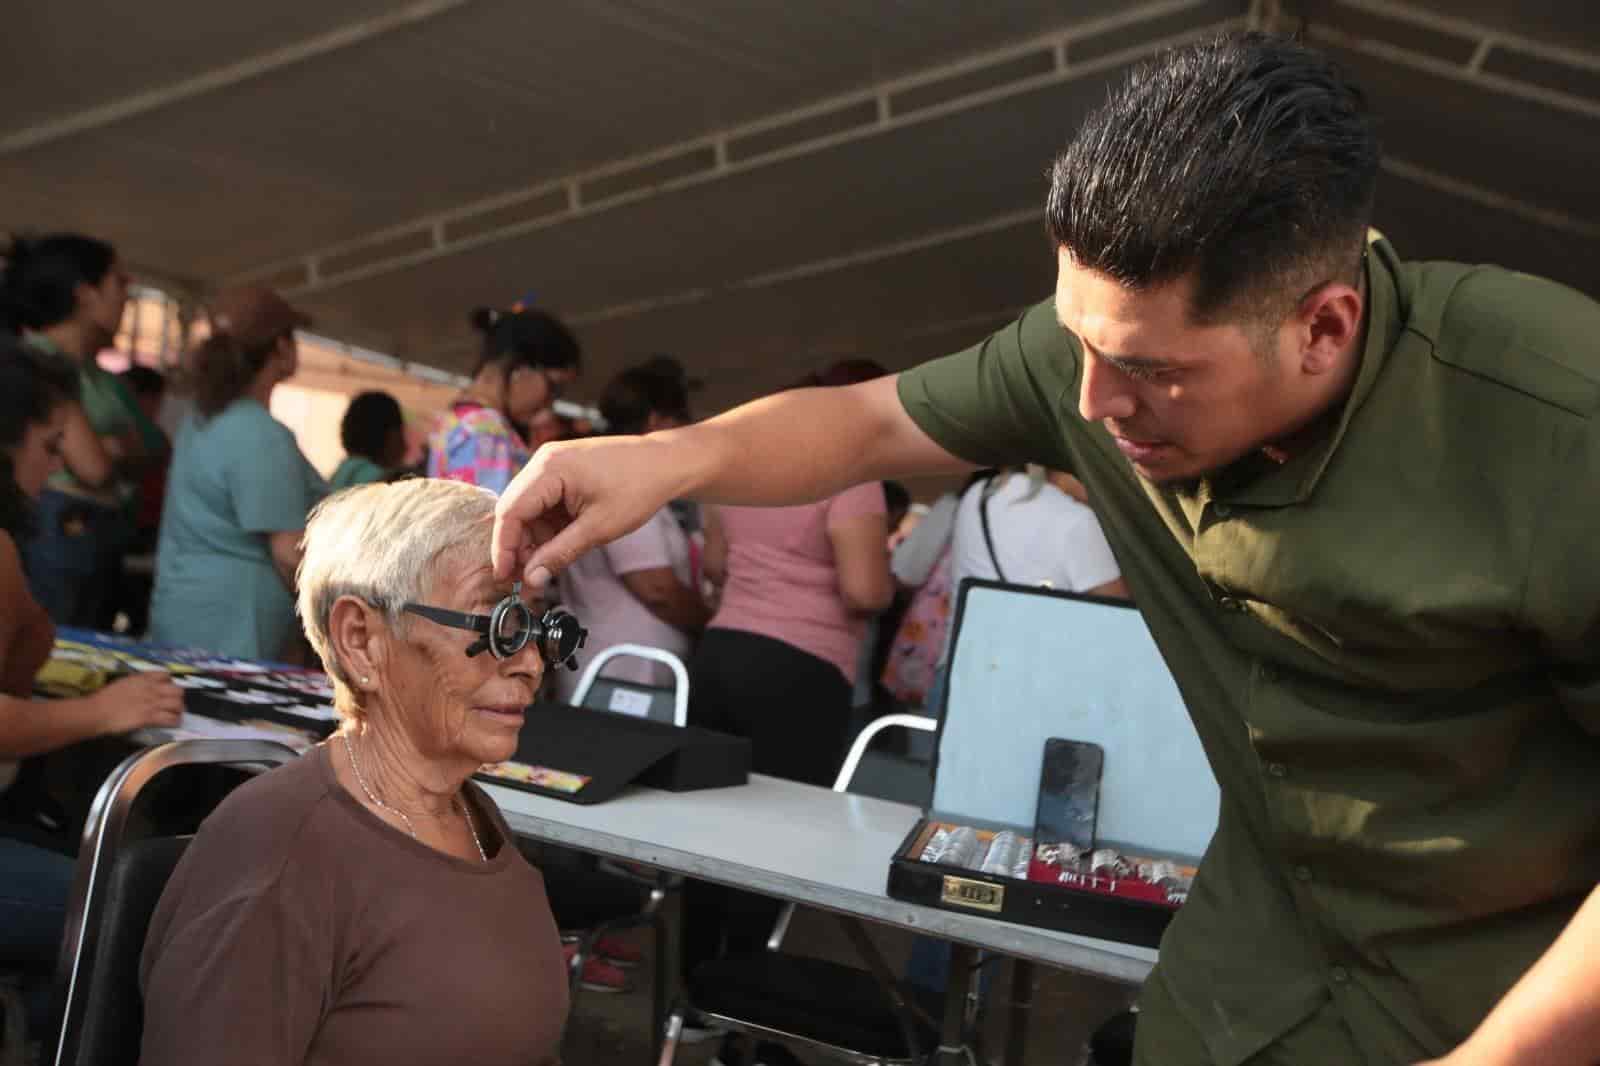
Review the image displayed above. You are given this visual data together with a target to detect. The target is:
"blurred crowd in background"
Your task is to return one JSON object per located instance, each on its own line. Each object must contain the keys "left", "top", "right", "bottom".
{"left": 0, "top": 226, "right": 1128, "bottom": 1007}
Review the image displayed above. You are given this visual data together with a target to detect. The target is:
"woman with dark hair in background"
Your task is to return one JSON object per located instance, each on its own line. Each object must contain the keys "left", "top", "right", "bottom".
{"left": 0, "top": 338, "right": 182, "bottom": 1034}
{"left": 330, "top": 390, "right": 407, "bottom": 490}
{"left": 427, "top": 306, "right": 580, "bottom": 495}
{"left": 1, "top": 233, "right": 165, "bottom": 627}
{"left": 147, "top": 285, "right": 327, "bottom": 661}
{"left": 552, "top": 363, "right": 707, "bottom": 703}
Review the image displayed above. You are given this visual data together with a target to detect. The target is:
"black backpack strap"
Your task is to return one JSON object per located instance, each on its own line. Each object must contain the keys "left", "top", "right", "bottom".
{"left": 978, "top": 477, "right": 1008, "bottom": 584}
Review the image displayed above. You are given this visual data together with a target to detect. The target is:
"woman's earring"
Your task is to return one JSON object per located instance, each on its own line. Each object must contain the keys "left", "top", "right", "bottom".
{"left": 361, "top": 676, "right": 371, "bottom": 685}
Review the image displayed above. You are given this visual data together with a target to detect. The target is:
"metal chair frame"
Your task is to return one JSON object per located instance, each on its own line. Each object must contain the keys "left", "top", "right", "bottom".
{"left": 50, "top": 739, "right": 298, "bottom": 1066}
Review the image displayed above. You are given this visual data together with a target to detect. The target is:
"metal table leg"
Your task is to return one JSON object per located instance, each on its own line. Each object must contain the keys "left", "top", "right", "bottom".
{"left": 652, "top": 883, "right": 682, "bottom": 1064}
{"left": 1004, "top": 958, "right": 1036, "bottom": 1066}
{"left": 933, "top": 944, "right": 978, "bottom": 1064}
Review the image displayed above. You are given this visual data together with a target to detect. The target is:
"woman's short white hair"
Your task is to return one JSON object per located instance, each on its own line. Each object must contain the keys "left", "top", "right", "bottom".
{"left": 297, "top": 479, "right": 498, "bottom": 703}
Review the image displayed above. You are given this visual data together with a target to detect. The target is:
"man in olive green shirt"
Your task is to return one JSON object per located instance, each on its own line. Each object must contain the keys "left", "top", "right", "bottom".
{"left": 489, "top": 33, "right": 1599, "bottom": 1066}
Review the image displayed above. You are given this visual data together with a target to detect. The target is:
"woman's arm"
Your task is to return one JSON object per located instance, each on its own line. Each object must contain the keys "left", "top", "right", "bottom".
{"left": 701, "top": 508, "right": 728, "bottom": 589}
{"left": 2, "top": 527, "right": 182, "bottom": 749}
{"left": 58, "top": 402, "right": 116, "bottom": 490}
{"left": 829, "top": 513, "right": 894, "bottom": 614}
{"left": 620, "top": 568, "right": 712, "bottom": 632}
{"left": 267, "top": 530, "right": 304, "bottom": 592}
{"left": 1088, "top": 577, "right": 1131, "bottom": 600}
{"left": 0, "top": 535, "right": 53, "bottom": 696}
{"left": 0, "top": 674, "right": 184, "bottom": 758}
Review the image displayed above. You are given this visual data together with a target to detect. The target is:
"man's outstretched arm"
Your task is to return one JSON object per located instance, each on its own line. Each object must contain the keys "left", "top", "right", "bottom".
{"left": 493, "top": 375, "right": 973, "bottom": 588}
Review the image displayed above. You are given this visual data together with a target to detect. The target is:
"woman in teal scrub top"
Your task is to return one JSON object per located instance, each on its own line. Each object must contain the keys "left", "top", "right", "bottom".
{"left": 148, "top": 285, "right": 326, "bottom": 661}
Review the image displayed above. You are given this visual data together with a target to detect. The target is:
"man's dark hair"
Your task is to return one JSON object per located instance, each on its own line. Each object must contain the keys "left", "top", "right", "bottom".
{"left": 1047, "top": 32, "right": 1379, "bottom": 322}
{"left": 0, "top": 233, "right": 118, "bottom": 334}
{"left": 340, "top": 390, "right": 405, "bottom": 460}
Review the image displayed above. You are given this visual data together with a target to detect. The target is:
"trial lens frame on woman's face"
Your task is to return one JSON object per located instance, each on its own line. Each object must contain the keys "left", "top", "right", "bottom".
{"left": 399, "top": 583, "right": 587, "bottom": 669}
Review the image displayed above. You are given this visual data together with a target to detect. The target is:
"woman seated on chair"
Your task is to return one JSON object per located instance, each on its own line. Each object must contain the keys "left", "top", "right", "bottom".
{"left": 0, "top": 338, "right": 184, "bottom": 1034}
{"left": 140, "top": 478, "right": 570, "bottom": 1065}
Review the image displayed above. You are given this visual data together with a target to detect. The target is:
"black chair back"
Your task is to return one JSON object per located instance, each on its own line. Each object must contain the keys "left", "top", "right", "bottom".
{"left": 65, "top": 837, "right": 190, "bottom": 1066}
{"left": 51, "top": 740, "right": 298, "bottom": 1066}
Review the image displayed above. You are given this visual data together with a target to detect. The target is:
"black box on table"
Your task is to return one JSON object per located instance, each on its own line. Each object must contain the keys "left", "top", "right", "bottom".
{"left": 884, "top": 581, "right": 1218, "bottom": 949}
{"left": 476, "top": 702, "right": 751, "bottom": 805}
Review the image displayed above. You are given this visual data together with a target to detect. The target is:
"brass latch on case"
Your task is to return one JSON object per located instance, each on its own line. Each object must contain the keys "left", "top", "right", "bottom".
{"left": 941, "top": 875, "right": 1004, "bottom": 913}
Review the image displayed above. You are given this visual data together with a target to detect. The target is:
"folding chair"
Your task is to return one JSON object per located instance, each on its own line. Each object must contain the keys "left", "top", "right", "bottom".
{"left": 547, "top": 644, "right": 689, "bottom": 1054}
{"left": 50, "top": 740, "right": 299, "bottom": 1066}
{"left": 658, "top": 713, "right": 949, "bottom": 1066}
{"left": 570, "top": 642, "right": 690, "bottom": 727}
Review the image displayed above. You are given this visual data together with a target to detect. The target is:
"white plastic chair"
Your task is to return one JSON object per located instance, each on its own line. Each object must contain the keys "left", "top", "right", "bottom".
{"left": 571, "top": 643, "right": 690, "bottom": 727}
{"left": 764, "top": 713, "right": 937, "bottom": 951}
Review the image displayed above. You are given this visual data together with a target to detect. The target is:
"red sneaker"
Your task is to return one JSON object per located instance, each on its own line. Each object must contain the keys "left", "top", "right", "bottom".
{"left": 562, "top": 941, "right": 630, "bottom": 993}
{"left": 594, "top": 933, "right": 643, "bottom": 969}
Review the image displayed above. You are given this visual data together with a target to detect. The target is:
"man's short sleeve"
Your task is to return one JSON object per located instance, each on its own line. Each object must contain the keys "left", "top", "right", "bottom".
{"left": 896, "top": 299, "right": 1081, "bottom": 471}
{"left": 232, "top": 415, "right": 323, "bottom": 535}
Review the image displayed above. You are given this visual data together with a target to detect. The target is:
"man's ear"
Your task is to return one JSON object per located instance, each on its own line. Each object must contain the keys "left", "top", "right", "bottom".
{"left": 1295, "top": 281, "right": 1363, "bottom": 376}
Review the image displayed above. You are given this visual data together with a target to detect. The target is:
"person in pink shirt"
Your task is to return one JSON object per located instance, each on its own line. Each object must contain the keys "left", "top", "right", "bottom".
{"left": 683, "top": 362, "right": 894, "bottom": 1063}
{"left": 553, "top": 364, "right": 709, "bottom": 703}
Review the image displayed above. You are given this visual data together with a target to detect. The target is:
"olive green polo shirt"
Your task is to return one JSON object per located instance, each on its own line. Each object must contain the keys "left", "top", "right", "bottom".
{"left": 899, "top": 239, "right": 1600, "bottom": 1065}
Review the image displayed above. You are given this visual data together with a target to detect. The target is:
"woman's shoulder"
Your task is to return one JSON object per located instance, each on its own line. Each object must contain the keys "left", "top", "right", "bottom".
{"left": 0, "top": 531, "right": 37, "bottom": 619}
{"left": 0, "top": 529, "right": 21, "bottom": 579}
{"left": 823, "top": 479, "right": 886, "bottom": 523}
{"left": 187, "top": 400, "right": 280, "bottom": 444}
{"left": 185, "top": 747, "right": 347, "bottom": 871}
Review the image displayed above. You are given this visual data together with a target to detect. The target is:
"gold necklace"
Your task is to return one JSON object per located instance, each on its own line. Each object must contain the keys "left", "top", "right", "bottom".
{"left": 340, "top": 733, "right": 485, "bottom": 862}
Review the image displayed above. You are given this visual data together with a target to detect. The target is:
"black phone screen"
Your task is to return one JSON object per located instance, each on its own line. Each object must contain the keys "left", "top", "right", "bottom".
{"left": 1033, "top": 737, "right": 1104, "bottom": 855}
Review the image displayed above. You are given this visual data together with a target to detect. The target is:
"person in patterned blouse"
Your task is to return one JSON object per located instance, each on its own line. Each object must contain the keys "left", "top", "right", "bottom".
{"left": 427, "top": 306, "right": 580, "bottom": 495}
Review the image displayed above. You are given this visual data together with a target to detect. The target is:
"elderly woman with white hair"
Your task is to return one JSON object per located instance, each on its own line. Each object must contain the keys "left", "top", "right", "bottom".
{"left": 139, "top": 478, "right": 585, "bottom": 1066}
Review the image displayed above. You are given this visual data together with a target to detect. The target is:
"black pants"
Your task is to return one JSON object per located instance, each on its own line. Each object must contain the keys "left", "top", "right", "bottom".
{"left": 681, "top": 628, "right": 853, "bottom": 977}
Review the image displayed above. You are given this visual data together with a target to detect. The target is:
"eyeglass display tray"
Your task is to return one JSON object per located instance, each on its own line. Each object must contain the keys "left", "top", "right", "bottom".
{"left": 475, "top": 702, "right": 751, "bottom": 805}
{"left": 884, "top": 581, "right": 1220, "bottom": 948}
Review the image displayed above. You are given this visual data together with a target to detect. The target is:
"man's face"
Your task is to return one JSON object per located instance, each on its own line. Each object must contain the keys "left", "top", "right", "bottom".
{"left": 1055, "top": 249, "right": 1325, "bottom": 484}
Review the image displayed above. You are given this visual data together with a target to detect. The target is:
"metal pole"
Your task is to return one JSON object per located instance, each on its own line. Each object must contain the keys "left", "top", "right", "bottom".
{"left": 1003, "top": 958, "right": 1036, "bottom": 1066}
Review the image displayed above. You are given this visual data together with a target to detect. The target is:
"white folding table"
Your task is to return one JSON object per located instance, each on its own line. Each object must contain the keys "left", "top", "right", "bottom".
{"left": 484, "top": 772, "right": 1156, "bottom": 1064}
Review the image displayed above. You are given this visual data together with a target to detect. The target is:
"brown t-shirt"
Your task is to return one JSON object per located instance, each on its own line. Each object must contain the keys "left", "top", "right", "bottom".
{"left": 139, "top": 743, "right": 568, "bottom": 1065}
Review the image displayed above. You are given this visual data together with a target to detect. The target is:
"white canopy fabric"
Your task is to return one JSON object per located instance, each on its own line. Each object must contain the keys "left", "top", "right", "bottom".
{"left": 4, "top": 0, "right": 1596, "bottom": 413}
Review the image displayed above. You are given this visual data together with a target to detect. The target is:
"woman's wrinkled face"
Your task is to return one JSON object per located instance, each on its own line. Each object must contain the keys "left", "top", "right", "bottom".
{"left": 380, "top": 546, "right": 544, "bottom": 767}
{"left": 8, "top": 405, "right": 69, "bottom": 499}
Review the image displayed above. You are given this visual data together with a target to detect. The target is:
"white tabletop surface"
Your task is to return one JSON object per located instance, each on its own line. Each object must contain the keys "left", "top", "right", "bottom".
{"left": 484, "top": 773, "right": 1157, "bottom": 985}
